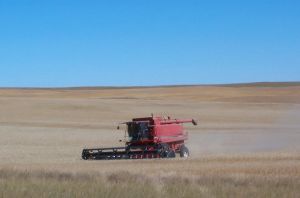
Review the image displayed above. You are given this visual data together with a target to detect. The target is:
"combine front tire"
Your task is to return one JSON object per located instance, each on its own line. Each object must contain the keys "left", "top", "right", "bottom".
{"left": 166, "top": 150, "right": 176, "bottom": 158}
{"left": 180, "top": 145, "right": 189, "bottom": 158}
{"left": 159, "top": 144, "right": 176, "bottom": 158}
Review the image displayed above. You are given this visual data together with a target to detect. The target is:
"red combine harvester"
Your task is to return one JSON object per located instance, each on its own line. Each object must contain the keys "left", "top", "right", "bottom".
{"left": 82, "top": 115, "right": 197, "bottom": 160}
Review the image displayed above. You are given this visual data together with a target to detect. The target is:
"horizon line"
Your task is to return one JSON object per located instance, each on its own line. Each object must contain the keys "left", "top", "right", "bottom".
{"left": 0, "top": 81, "right": 300, "bottom": 90}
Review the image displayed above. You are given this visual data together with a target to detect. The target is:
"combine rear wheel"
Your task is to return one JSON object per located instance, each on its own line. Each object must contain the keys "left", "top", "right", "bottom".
{"left": 180, "top": 145, "right": 189, "bottom": 158}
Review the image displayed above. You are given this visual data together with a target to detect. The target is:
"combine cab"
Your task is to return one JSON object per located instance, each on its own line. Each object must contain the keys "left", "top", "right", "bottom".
{"left": 82, "top": 116, "right": 197, "bottom": 160}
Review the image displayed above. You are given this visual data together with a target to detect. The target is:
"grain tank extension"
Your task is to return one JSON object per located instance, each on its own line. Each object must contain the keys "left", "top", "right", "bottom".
{"left": 82, "top": 115, "right": 197, "bottom": 160}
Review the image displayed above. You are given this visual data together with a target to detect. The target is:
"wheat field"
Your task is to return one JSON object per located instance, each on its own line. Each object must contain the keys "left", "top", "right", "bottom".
{"left": 0, "top": 83, "right": 300, "bottom": 197}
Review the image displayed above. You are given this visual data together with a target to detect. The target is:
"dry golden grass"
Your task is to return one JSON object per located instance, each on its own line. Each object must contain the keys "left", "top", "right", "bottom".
{"left": 0, "top": 83, "right": 300, "bottom": 197}
{"left": 1, "top": 154, "right": 300, "bottom": 198}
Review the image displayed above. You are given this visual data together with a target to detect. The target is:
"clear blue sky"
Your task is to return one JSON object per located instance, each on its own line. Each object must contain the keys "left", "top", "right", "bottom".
{"left": 0, "top": 1, "right": 299, "bottom": 87}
